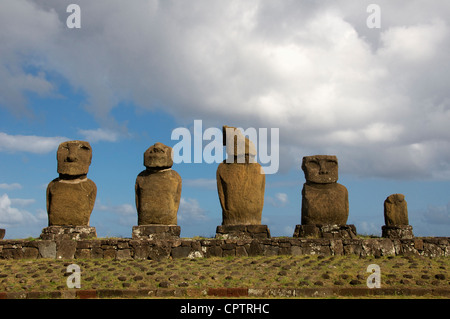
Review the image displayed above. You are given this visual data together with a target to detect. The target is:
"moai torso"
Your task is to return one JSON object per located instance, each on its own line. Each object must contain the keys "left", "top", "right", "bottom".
{"left": 384, "top": 194, "right": 409, "bottom": 226}
{"left": 135, "top": 143, "right": 182, "bottom": 225}
{"left": 46, "top": 141, "right": 97, "bottom": 226}
{"left": 301, "top": 155, "right": 349, "bottom": 225}
{"left": 217, "top": 126, "right": 265, "bottom": 225}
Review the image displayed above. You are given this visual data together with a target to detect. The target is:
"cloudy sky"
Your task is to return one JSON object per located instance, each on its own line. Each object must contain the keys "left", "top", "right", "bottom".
{"left": 1, "top": 0, "right": 449, "bottom": 239}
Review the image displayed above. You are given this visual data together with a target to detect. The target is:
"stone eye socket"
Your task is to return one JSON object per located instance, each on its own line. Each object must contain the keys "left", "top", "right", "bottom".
{"left": 325, "top": 160, "right": 337, "bottom": 168}
{"left": 307, "top": 160, "right": 320, "bottom": 169}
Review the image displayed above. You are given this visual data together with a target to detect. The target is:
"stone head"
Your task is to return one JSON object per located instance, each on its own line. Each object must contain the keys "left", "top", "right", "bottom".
{"left": 302, "top": 155, "right": 338, "bottom": 184}
{"left": 144, "top": 142, "right": 173, "bottom": 169}
{"left": 223, "top": 126, "right": 256, "bottom": 162}
{"left": 57, "top": 141, "right": 92, "bottom": 176}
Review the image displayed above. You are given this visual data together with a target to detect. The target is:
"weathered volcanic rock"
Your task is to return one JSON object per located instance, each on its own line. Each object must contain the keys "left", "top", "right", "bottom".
{"left": 47, "top": 178, "right": 97, "bottom": 226}
{"left": 135, "top": 143, "right": 182, "bottom": 226}
{"left": 217, "top": 126, "right": 265, "bottom": 226}
{"left": 217, "top": 161, "right": 265, "bottom": 225}
{"left": 299, "top": 155, "right": 349, "bottom": 226}
{"left": 384, "top": 194, "right": 409, "bottom": 226}
{"left": 302, "top": 155, "right": 338, "bottom": 184}
{"left": 301, "top": 182, "right": 349, "bottom": 225}
{"left": 46, "top": 141, "right": 97, "bottom": 227}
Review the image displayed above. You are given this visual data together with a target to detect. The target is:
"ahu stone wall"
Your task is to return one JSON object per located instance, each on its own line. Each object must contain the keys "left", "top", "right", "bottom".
{"left": 0, "top": 237, "right": 448, "bottom": 260}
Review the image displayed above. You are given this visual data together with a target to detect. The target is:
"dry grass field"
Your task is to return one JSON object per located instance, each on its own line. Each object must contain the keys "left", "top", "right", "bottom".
{"left": 0, "top": 254, "right": 448, "bottom": 298}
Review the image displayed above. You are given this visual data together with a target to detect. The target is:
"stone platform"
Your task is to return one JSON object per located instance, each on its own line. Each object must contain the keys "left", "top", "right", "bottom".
{"left": 382, "top": 225, "right": 414, "bottom": 239}
{"left": 215, "top": 225, "right": 271, "bottom": 239}
{"left": 132, "top": 225, "right": 181, "bottom": 240}
{"left": 40, "top": 226, "right": 97, "bottom": 240}
{"left": 293, "top": 224, "right": 357, "bottom": 239}
{"left": 0, "top": 237, "right": 448, "bottom": 260}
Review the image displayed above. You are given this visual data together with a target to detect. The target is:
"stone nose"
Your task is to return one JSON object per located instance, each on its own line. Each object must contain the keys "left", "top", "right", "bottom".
{"left": 65, "top": 155, "right": 78, "bottom": 162}
{"left": 318, "top": 163, "right": 328, "bottom": 175}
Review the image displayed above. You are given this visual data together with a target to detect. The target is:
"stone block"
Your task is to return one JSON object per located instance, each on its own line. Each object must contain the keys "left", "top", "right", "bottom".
{"left": 22, "top": 247, "right": 39, "bottom": 259}
{"left": 171, "top": 246, "right": 192, "bottom": 258}
{"left": 40, "top": 226, "right": 97, "bottom": 240}
{"left": 116, "top": 249, "right": 132, "bottom": 260}
{"left": 215, "top": 224, "right": 270, "bottom": 239}
{"left": 132, "top": 225, "right": 180, "bottom": 240}
{"left": 38, "top": 241, "right": 56, "bottom": 258}
{"left": 382, "top": 225, "right": 414, "bottom": 239}
{"left": 293, "top": 224, "right": 357, "bottom": 239}
{"left": 56, "top": 240, "right": 77, "bottom": 259}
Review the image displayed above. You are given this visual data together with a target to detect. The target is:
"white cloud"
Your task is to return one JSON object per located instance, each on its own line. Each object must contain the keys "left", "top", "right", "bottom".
{"left": 178, "top": 197, "right": 208, "bottom": 223}
{"left": 267, "top": 192, "right": 289, "bottom": 208}
{"left": 422, "top": 202, "right": 450, "bottom": 226}
{"left": 36, "top": 208, "right": 48, "bottom": 220}
{"left": 0, "top": 183, "right": 22, "bottom": 190}
{"left": 10, "top": 198, "right": 35, "bottom": 207}
{"left": 96, "top": 203, "right": 135, "bottom": 216}
{"left": 0, "top": 193, "right": 38, "bottom": 227}
{"left": 183, "top": 178, "right": 216, "bottom": 190}
{"left": 2, "top": 1, "right": 450, "bottom": 179}
{"left": 0, "top": 132, "right": 67, "bottom": 154}
{"left": 78, "top": 128, "right": 121, "bottom": 143}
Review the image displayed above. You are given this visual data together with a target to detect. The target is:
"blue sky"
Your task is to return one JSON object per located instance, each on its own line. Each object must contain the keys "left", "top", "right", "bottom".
{"left": 1, "top": 0, "right": 449, "bottom": 239}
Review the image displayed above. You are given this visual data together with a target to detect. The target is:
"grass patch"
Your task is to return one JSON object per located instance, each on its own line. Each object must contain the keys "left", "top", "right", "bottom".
{"left": 0, "top": 255, "right": 448, "bottom": 296}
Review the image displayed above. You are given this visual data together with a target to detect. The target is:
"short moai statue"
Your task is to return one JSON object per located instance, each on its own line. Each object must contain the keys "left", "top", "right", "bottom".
{"left": 293, "top": 155, "right": 356, "bottom": 238}
{"left": 40, "top": 141, "right": 97, "bottom": 240}
{"left": 382, "top": 194, "right": 414, "bottom": 239}
{"left": 215, "top": 126, "right": 270, "bottom": 239}
{"left": 133, "top": 142, "right": 182, "bottom": 239}
{"left": 0, "top": 228, "right": 5, "bottom": 240}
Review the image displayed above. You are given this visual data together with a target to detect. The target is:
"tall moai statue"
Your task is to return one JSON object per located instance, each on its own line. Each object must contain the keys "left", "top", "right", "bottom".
{"left": 293, "top": 155, "right": 356, "bottom": 238}
{"left": 382, "top": 194, "right": 414, "bottom": 239}
{"left": 40, "top": 140, "right": 97, "bottom": 240}
{"left": 133, "top": 142, "right": 182, "bottom": 239}
{"left": 215, "top": 126, "right": 270, "bottom": 239}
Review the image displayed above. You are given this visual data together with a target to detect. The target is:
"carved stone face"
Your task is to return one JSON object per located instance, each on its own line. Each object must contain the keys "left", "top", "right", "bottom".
{"left": 302, "top": 155, "right": 338, "bottom": 184}
{"left": 57, "top": 141, "right": 92, "bottom": 176}
{"left": 223, "top": 126, "right": 256, "bottom": 161}
{"left": 144, "top": 142, "right": 173, "bottom": 169}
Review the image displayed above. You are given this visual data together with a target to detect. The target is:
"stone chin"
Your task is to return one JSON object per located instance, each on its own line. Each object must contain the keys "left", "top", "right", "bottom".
{"left": 57, "top": 162, "right": 90, "bottom": 176}
{"left": 144, "top": 156, "right": 173, "bottom": 169}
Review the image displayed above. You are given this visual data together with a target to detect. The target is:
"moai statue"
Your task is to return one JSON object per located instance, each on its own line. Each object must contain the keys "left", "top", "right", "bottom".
{"left": 41, "top": 141, "right": 97, "bottom": 240}
{"left": 215, "top": 126, "right": 270, "bottom": 239}
{"left": 0, "top": 228, "right": 5, "bottom": 240}
{"left": 382, "top": 194, "right": 414, "bottom": 239}
{"left": 133, "top": 142, "right": 182, "bottom": 239}
{"left": 293, "top": 155, "right": 356, "bottom": 238}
